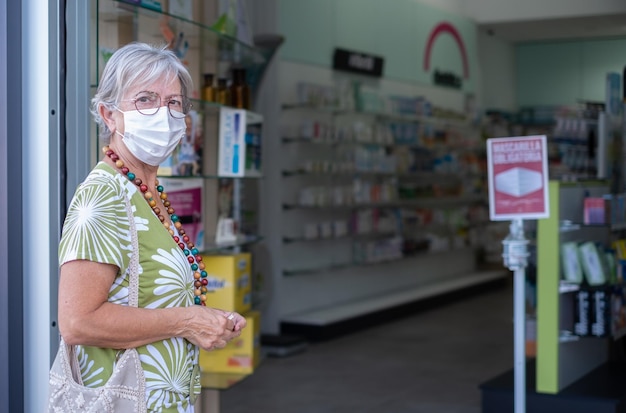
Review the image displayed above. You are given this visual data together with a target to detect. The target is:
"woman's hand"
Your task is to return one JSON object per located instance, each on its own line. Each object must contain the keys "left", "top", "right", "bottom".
{"left": 181, "top": 306, "right": 247, "bottom": 351}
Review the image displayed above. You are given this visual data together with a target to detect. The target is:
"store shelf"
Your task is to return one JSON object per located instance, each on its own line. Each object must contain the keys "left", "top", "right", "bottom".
{"left": 280, "top": 103, "right": 476, "bottom": 130}
{"left": 610, "top": 222, "right": 626, "bottom": 231}
{"left": 559, "top": 220, "right": 626, "bottom": 233}
{"left": 281, "top": 169, "right": 465, "bottom": 180}
{"left": 559, "top": 331, "right": 580, "bottom": 343}
{"left": 190, "top": 100, "right": 264, "bottom": 124}
{"left": 282, "top": 136, "right": 401, "bottom": 146}
{"left": 200, "top": 235, "right": 263, "bottom": 254}
{"left": 283, "top": 231, "right": 399, "bottom": 244}
{"left": 283, "top": 194, "right": 486, "bottom": 210}
{"left": 280, "top": 136, "right": 484, "bottom": 153}
{"left": 281, "top": 268, "right": 509, "bottom": 326}
{"left": 559, "top": 281, "right": 581, "bottom": 293}
{"left": 159, "top": 172, "right": 263, "bottom": 180}
{"left": 560, "top": 220, "right": 582, "bottom": 232}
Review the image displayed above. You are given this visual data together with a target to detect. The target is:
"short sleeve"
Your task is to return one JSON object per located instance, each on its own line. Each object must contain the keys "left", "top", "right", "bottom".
{"left": 59, "top": 169, "right": 132, "bottom": 271}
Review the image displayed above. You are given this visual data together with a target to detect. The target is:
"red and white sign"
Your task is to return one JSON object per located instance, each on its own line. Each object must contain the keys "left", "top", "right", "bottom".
{"left": 487, "top": 135, "right": 550, "bottom": 221}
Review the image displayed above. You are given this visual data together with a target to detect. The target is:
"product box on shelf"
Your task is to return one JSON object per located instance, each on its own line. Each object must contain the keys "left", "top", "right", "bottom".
{"left": 611, "top": 285, "right": 626, "bottom": 338}
{"left": 245, "top": 125, "right": 262, "bottom": 176}
{"left": 157, "top": 177, "right": 204, "bottom": 251}
{"left": 199, "top": 310, "right": 261, "bottom": 374}
{"left": 591, "top": 288, "right": 611, "bottom": 337}
{"left": 140, "top": 0, "right": 162, "bottom": 12}
{"left": 202, "top": 253, "right": 252, "bottom": 314}
{"left": 605, "top": 194, "right": 626, "bottom": 227}
{"left": 583, "top": 197, "right": 607, "bottom": 225}
{"left": 574, "top": 289, "right": 590, "bottom": 336}
{"left": 158, "top": 110, "right": 204, "bottom": 177}
{"left": 218, "top": 108, "right": 247, "bottom": 178}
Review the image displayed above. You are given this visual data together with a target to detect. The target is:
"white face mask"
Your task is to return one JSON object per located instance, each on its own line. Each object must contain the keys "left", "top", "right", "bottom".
{"left": 115, "top": 107, "right": 186, "bottom": 166}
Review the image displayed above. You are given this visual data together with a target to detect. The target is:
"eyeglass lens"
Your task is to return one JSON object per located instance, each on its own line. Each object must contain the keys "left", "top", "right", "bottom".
{"left": 133, "top": 92, "right": 190, "bottom": 118}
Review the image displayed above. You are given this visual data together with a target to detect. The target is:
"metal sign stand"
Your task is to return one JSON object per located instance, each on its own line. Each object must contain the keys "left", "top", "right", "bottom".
{"left": 502, "top": 218, "right": 529, "bottom": 413}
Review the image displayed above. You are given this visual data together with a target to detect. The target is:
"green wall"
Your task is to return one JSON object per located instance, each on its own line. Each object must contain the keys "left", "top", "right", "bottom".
{"left": 516, "top": 38, "right": 626, "bottom": 107}
{"left": 278, "top": 0, "right": 479, "bottom": 93}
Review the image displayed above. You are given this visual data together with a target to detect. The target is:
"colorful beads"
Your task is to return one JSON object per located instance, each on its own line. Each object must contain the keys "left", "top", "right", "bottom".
{"left": 104, "top": 146, "right": 205, "bottom": 305}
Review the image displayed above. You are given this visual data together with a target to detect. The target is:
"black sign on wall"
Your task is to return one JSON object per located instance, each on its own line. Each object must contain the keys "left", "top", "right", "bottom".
{"left": 433, "top": 70, "right": 462, "bottom": 89}
{"left": 333, "top": 48, "right": 384, "bottom": 78}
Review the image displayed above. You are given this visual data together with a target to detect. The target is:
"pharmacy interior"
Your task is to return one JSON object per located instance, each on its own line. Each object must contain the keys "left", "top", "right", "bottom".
{"left": 8, "top": 0, "right": 626, "bottom": 411}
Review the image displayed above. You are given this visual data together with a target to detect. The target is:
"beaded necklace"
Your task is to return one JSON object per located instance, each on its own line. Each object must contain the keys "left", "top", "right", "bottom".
{"left": 103, "top": 146, "right": 207, "bottom": 306}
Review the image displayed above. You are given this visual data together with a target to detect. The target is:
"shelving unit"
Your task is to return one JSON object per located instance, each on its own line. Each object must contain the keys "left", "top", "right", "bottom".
{"left": 536, "top": 181, "right": 613, "bottom": 393}
{"left": 482, "top": 180, "right": 626, "bottom": 413}
{"left": 91, "top": 0, "right": 274, "bottom": 256}
{"left": 273, "top": 82, "right": 508, "bottom": 338}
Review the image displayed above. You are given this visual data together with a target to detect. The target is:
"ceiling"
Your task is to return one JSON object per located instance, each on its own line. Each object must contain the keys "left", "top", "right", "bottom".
{"left": 479, "top": 13, "right": 626, "bottom": 43}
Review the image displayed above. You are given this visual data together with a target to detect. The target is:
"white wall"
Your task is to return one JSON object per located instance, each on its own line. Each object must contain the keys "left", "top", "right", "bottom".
{"left": 414, "top": 0, "right": 465, "bottom": 15}
{"left": 463, "top": 0, "right": 626, "bottom": 23}
{"left": 477, "top": 31, "right": 516, "bottom": 111}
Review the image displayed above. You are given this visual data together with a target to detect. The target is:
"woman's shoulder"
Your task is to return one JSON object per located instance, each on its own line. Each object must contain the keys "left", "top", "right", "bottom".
{"left": 78, "top": 162, "right": 137, "bottom": 199}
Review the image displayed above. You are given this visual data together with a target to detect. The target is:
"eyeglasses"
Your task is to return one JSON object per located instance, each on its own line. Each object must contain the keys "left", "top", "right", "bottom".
{"left": 121, "top": 91, "right": 192, "bottom": 119}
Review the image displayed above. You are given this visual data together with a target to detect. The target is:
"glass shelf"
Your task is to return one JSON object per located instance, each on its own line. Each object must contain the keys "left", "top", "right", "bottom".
{"left": 190, "top": 99, "right": 264, "bottom": 123}
{"left": 281, "top": 103, "right": 477, "bottom": 130}
{"left": 280, "top": 137, "right": 485, "bottom": 154}
{"left": 200, "top": 235, "right": 262, "bottom": 254}
{"left": 282, "top": 136, "right": 403, "bottom": 147}
{"left": 283, "top": 194, "right": 486, "bottom": 211}
{"left": 158, "top": 172, "right": 263, "bottom": 180}
{"left": 281, "top": 169, "right": 472, "bottom": 180}
{"left": 99, "top": 0, "right": 267, "bottom": 65}
{"left": 283, "top": 231, "right": 399, "bottom": 244}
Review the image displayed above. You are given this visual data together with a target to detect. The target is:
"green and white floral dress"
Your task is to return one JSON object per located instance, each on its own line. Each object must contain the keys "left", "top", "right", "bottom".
{"left": 58, "top": 162, "right": 201, "bottom": 413}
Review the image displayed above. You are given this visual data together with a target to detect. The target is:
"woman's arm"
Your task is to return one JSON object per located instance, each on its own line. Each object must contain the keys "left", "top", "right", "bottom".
{"left": 58, "top": 259, "right": 246, "bottom": 351}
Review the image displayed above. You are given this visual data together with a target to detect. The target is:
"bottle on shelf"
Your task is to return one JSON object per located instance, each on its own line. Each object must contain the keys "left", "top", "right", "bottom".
{"left": 230, "top": 67, "right": 251, "bottom": 110}
{"left": 202, "top": 73, "right": 215, "bottom": 102}
{"left": 216, "top": 77, "right": 231, "bottom": 106}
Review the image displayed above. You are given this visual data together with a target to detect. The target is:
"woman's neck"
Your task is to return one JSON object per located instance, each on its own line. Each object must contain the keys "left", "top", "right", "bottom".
{"left": 105, "top": 139, "right": 159, "bottom": 188}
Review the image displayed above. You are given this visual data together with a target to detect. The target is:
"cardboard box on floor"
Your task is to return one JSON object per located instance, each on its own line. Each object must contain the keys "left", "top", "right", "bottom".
{"left": 199, "top": 310, "right": 261, "bottom": 374}
{"left": 202, "top": 253, "right": 252, "bottom": 314}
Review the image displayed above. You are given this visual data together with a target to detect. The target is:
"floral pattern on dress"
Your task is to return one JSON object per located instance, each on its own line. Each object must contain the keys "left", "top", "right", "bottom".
{"left": 58, "top": 162, "right": 199, "bottom": 413}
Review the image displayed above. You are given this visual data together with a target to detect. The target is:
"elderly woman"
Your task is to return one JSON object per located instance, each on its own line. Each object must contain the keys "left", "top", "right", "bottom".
{"left": 56, "top": 42, "right": 246, "bottom": 412}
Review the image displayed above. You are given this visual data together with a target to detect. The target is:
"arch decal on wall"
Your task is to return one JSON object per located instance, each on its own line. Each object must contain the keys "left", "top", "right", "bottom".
{"left": 423, "top": 21, "right": 469, "bottom": 79}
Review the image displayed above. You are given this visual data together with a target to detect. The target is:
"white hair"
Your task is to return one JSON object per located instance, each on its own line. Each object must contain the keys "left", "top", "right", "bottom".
{"left": 90, "top": 42, "right": 194, "bottom": 142}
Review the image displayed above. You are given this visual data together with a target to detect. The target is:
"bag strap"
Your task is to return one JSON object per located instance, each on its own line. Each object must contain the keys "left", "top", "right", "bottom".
{"left": 124, "top": 191, "right": 140, "bottom": 308}
{"left": 56, "top": 189, "right": 142, "bottom": 387}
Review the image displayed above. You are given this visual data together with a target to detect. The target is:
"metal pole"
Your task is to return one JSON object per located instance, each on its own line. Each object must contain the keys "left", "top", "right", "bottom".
{"left": 502, "top": 218, "right": 528, "bottom": 413}
{"left": 514, "top": 264, "right": 526, "bottom": 413}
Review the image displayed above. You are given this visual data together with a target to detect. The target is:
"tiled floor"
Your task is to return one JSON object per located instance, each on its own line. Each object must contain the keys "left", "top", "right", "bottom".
{"left": 220, "top": 280, "right": 515, "bottom": 413}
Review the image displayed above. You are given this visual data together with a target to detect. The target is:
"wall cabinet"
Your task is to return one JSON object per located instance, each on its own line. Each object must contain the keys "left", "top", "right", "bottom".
{"left": 536, "top": 181, "right": 621, "bottom": 393}
{"left": 91, "top": 0, "right": 269, "bottom": 254}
